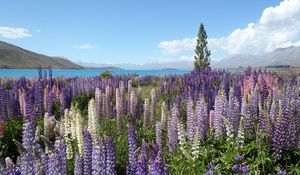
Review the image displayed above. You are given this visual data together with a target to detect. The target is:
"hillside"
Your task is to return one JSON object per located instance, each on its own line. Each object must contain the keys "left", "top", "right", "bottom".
{"left": 211, "top": 46, "right": 300, "bottom": 68}
{"left": 0, "top": 41, "right": 82, "bottom": 69}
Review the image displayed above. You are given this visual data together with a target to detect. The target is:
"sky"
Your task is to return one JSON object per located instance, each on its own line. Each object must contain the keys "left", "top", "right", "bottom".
{"left": 1, "top": 0, "right": 299, "bottom": 65}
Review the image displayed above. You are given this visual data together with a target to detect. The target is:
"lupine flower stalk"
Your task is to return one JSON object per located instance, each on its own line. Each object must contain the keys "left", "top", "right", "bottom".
{"left": 88, "top": 98, "right": 99, "bottom": 139}
{"left": 150, "top": 88, "right": 156, "bottom": 122}
{"left": 161, "top": 101, "right": 167, "bottom": 125}
{"left": 143, "top": 99, "right": 149, "bottom": 129}
{"left": 186, "top": 96, "right": 194, "bottom": 141}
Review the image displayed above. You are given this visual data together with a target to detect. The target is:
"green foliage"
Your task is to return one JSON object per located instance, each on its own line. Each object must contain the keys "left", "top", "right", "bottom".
{"left": 0, "top": 118, "right": 23, "bottom": 162}
{"left": 100, "top": 71, "right": 113, "bottom": 79}
{"left": 194, "top": 23, "right": 211, "bottom": 70}
{"left": 72, "top": 93, "right": 94, "bottom": 116}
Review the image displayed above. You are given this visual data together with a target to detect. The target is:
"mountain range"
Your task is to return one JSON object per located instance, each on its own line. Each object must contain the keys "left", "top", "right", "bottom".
{"left": 0, "top": 41, "right": 82, "bottom": 69}
{"left": 77, "top": 46, "right": 300, "bottom": 70}
{"left": 0, "top": 40, "right": 299, "bottom": 70}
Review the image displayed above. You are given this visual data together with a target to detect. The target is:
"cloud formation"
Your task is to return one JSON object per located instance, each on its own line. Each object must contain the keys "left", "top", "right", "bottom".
{"left": 158, "top": 0, "right": 300, "bottom": 58}
{"left": 73, "top": 44, "right": 96, "bottom": 49}
{"left": 0, "top": 27, "right": 32, "bottom": 39}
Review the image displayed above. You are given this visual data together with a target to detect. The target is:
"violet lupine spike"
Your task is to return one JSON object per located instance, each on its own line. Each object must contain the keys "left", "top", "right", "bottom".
{"left": 0, "top": 119, "right": 3, "bottom": 139}
{"left": 136, "top": 86, "right": 143, "bottom": 116}
{"left": 129, "top": 89, "right": 136, "bottom": 121}
{"left": 195, "top": 96, "right": 208, "bottom": 140}
{"left": 186, "top": 96, "right": 195, "bottom": 141}
{"left": 258, "top": 104, "right": 268, "bottom": 133}
{"left": 150, "top": 88, "right": 157, "bottom": 122}
{"left": 228, "top": 88, "right": 240, "bottom": 135}
{"left": 127, "top": 124, "right": 138, "bottom": 174}
{"left": 243, "top": 95, "right": 255, "bottom": 136}
{"left": 116, "top": 88, "right": 123, "bottom": 131}
{"left": 54, "top": 138, "right": 67, "bottom": 175}
{"left": 155, "top": 121, "right": 163, "bottom": 150}
{"left": 136, "top": 140, "right": 148, "bottom": 175}
{"left": 143, "top": 99, "right": 149, "bottom": 129}
{"left": 74, "top": 153, "right": 83, "bottom": 175}
{"left": 127, "top": 80, "right": 132, "bottom": 113}
{"left": 83, "top": 130, "right": 92, "bottom": 175}
{"left": 150, "top": 151, "right": 168, "bottom": 175}
{"left": 105, "top": 85, "right": 111, "bottom": 117}
{"left": 92, "top": 137, "right": 103, "bottom": 175}
{"left": 47, "top": 91, "right": 54, "bottom": 116}
{"left": 119, "top": 81, "right": 125, "bottom": 114}
{"left": 104, "top": 136, "right": 116, "bottom": 175}
{"left": 250, "top": 84, "right": 259, "bottom": 118}
{"left": 213, "top": 89, "right": 228, "bottom": 140}
{"left": 167, "top": 104, "right": 178, "bottom": 152}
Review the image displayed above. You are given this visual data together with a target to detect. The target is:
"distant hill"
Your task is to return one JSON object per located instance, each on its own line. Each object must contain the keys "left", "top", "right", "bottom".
{"left": 211, "top": 46, "right": 300, "bottom": 68}
{"left": 0, "top": 41, "right": 82, "bottom": 69}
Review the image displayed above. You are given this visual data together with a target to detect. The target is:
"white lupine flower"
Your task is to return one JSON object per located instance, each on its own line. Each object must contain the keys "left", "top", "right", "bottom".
{"left": 236, "top": 116, "right": 245, "bottom": 148}
{"left": 191, "top": 128, "right": 200, "bottom": 161}
{"left": 76, "top": 111, "right": 84, "bottom": 155}
{"left": 177, "top": 121, "right": 186, "bottom": 148}
{"left": 150, "top": 88, "right": 156, "bottom": 122}
{"left": 64, "top": 108, "right": 73, "bottom": 159}
{"left": 143, "top": 99, "right": 149, "bottom": 128}
{"left": 161, "top": 101, "right": 167, "bottom": 125}
{"left": 221, "top": 116, "right": 234, "bottom": 144}
{"left": 88, "top": 98, "right": 98, "bottom": 139}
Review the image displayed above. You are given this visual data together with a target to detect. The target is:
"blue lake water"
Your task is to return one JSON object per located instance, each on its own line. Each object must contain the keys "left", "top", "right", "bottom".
{"left": 0, "top": 69, "right": 191, "bottom": 77}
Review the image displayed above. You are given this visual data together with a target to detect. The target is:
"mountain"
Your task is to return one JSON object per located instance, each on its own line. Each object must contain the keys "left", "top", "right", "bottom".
{"left": 211, "top": 46, "right": 300, "bottom": 68}
{"left": 77, "top": 61, "right": 194, "bottom": 70}
{"left": 0, "top": 41, "right": 82, "bottom": 69}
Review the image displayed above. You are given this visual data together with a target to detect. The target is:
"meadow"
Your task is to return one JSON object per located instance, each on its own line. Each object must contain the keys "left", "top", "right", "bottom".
{"left": 0, "top": 67, "right": 299, "bottom": 175}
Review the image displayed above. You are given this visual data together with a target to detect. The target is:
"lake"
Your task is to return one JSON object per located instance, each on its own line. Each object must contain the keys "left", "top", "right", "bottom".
{"left": 0, "top": 69, "right": 191, "bottom": 77}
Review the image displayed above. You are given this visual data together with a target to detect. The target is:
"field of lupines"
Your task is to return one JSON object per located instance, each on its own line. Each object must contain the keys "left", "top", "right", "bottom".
{"left": 0, "top": 67, "right": 300, "bottom": 174}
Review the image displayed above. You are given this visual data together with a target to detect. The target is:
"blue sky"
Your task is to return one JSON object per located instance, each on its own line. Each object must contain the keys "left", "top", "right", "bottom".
{"left": 1, "top": 0, "right": 299, "bottom": 64}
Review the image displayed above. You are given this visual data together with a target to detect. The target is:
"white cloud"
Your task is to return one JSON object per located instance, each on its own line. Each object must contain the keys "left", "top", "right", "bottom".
{"left": 0, "top": 26, "right": 32, "bottom": 39}
{"left": 158, "top": 38, "right": 196, "bottom": 54}
{"left": 158, "top": 0, "right": 300, "bottom": 58}
{"left": 73, "top": 44, "right": 96, "bottom": 49}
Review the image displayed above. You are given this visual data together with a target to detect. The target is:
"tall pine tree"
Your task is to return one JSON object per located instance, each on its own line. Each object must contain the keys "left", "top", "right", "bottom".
{"left": 194, "top": 23, "right": 210, "bottom": 70}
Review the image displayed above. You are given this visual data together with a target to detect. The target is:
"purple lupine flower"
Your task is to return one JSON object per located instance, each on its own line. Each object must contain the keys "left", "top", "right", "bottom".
{"left": 105, "top": 85, "right": 111, "bottom": 117}
{"left": 104, "top": 136, "right": 116, "bottom": 175}
{"left": 167, "top": 104, "right": 178, "bottom": 152}
{"left": 83, "top": 130, "right": 92, "bottom": 175}
{"left": 0, "top": 119, "right": 3, "bottom": 139}
{"left": 195, "top": 95, "right": 208, "bottom": 140}
{"left": 231, "top": 164, "right": 240, "bottom": 172}
{"left": 116, "top": 88, "right": 122, "bottom": 131}
{"left": 129, "top": 89, "right": 136, "bottom": 121}
{"left": 228, "top": 87, "right": 240, "bottom": 135}
{"left": 54, "top": 138, "right": 67, "bottom": 175}
{"left": 155, "top": 121, "right": 163, "bottom": 150}
{"left": 150, "top": 151, "right": 168, "bottom": 175}
{"left": 234, "top": 154, "right": 244, "bottom": 162}
{"left": 213, "top": 89, "right": 228, "bottom": 140}
{"left": 127, "top": 80, "right": 132, "bottom": 113}
{"left": 186, "top": 96, "right": 195, "bottom": 141}
{"left": 277, "top": 169, "right": 286, "bottom": 175}
{"left": 250, "top": 84, "right": 259, "bottom": 117}
{"left": 92, "top": 137, "right": 103, "bottom": 175}
{"left": 74, "top": 153, "right": 83, "bottom": 175}
{"left": 47, "top": 91, "right": 54, "bottom": 116}
{"left": 242, "top": 96, "right": 255, "bottom": 136}
{"left": 136, "top": 140, "right": 148, "bottom": 175}
{"left": 127, "top": 124, "right": 138, "bottom": 174}
{"left": 241, "top": 165, "right": 250, "bottom": 174}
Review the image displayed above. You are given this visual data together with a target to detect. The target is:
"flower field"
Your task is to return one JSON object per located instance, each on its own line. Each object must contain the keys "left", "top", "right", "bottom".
{"left": 0, "top": 67, "right": 300, "bottom": 175}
